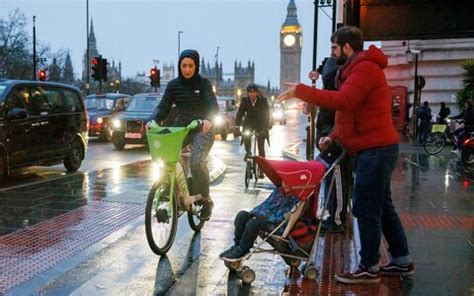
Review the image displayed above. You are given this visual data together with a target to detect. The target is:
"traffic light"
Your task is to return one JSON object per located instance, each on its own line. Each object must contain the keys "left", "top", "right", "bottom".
{"left": 91, "top": 57, "right": 101, "bottom": 81}
{"left": 38, "top": 69, "right": 46, "bottom": 81}
{"left": 91, "top": 56, "right": 107, "bottom": 81}
{"left": 101, "top": 58, "right": 108, "bottom": 82}
{"left": 150, "top": 67, "right": 160, "bottom": 88}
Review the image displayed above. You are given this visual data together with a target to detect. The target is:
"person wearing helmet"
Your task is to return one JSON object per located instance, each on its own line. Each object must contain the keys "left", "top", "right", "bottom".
{"left": 151, "top": 49, "right": 218, "bottom": 221}
{"left": 235, "top": 83, "right": 271, "bottom": 177}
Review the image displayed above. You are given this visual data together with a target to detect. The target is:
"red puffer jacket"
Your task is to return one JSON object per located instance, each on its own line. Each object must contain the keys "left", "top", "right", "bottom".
{"left": 295, "top": 45, "right": 399, "bottom": 154}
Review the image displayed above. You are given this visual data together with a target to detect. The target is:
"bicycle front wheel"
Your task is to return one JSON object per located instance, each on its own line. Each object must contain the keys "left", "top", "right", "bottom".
{"left": 145, "top": 174, "right": 178, "bottom": 256}
{"left": 187, "top": 205, "right": 205, "bottom": 232}
{"left": 245, "top": 162, "right": 252, "bottom": 188}
{"left": 423, "top": 132, "right": 446, "bottom": 155}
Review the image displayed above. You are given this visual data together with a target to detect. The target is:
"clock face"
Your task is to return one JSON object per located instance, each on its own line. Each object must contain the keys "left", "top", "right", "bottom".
{"left": 283, "top": 34, "right": 296, "bottom": 47}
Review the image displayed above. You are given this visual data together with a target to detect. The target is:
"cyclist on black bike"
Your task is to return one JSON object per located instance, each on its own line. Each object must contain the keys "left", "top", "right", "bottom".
{"left": 449, "top": 100, "right": 474, "bottom": 152}
{"left": 150, "top": 49, "right": 218, "bottom": 220}
{"left": 235, "top": 84, "right": 271, "bottom": 176}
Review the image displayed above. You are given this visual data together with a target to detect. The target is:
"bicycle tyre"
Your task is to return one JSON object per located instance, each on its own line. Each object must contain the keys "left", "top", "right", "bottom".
{"left": 461, "top": 147, "right": 474, "bottom": 165}
{"left": 187, "top": 208, "right": 205, "bottom": 232}
{"left": 423, "top": 132, "right": 446, "bottom": 155}
{"left": 245, "top": 162, "right": 251, "bottom": 188}
{"left": 145, "top": 175, "right": 178, "bottom": 256}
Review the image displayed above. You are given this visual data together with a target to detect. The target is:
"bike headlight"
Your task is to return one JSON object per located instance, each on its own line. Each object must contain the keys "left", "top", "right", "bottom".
{"left": 243, "top": 130, "right": 251, "bottom": 136}
{"left": 213, "top": 114, "right": 224, "bottom": 126}
{"left": 113, "top": 119, "right": 122, "bottom": 129}
{"left": 97, "top": 117, "right": 103, "bottom": 124}
{"left": 446, "top": 118, "right": 451, "bottom": 123}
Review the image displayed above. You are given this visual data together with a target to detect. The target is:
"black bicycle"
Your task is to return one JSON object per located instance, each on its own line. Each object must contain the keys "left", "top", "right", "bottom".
{"left": 243, "top": 130, "right": 261, "bottom": 189}
{"left": 423, "top": 119, "right": 463, "bottom": 155}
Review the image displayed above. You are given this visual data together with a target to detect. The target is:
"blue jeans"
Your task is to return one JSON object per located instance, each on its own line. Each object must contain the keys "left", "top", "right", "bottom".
{"left": 353, "top": 144, "right": 410, "bottom": 268}
{"left": 186, "top": 130, "right": 215, "bottom": 197}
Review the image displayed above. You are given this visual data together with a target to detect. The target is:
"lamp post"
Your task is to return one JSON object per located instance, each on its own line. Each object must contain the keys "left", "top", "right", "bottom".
{"left": 33, "top": 16, "right": 36, "bottom": 80}
{"left": 407, "top": 49, "right": 421, "bottom": 142}
{"left": 178, "top": 30, "right": 183, "bottom": 58}
{"left": 86, "top": 0, "right": 90, "bottom": 94}
{"left": 307, "top": 0, "right": 335, "bottom": 160}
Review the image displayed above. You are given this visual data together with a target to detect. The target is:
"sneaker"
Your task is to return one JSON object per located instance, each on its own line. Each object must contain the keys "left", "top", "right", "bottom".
{"left": 380, "top": 262, "right": 414, "bottom": 276}
{"left": 219, "top": 245, "right": 238, "bottom": 259}
{"left": 335, "top": 265, "right": 381, "bottom": 284}
{"left": 222, "top": 246, "right": 248, "bottom": 262}
{"left": 199, "top": 199, "right": 214, "bottom": 221}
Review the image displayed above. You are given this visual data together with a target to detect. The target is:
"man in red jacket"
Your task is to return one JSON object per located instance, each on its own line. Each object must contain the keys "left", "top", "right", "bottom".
{"left": 277, "top": 26, "right": 413, "bottom": 284}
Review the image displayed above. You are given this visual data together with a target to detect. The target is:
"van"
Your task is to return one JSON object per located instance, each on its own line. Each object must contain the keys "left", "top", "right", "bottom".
{"left": 0, "top": 80, "right": 88, "bottom": 180}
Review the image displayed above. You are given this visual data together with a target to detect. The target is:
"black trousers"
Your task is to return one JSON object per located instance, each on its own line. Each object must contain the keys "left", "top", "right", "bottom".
{"left": 234, "top": 210, "right": 269, "bottom": 251}
{"left": 243, "top": 133, "right": 266, "bottom": 158}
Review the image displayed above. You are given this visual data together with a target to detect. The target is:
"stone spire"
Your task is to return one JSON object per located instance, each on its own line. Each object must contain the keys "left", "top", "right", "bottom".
{"left": 282, "top": 0, "right": 300, "bottom": 27}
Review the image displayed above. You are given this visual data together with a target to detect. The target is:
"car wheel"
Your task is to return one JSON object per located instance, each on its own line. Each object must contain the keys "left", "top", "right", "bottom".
{"left": 101, "top": 124, "right": 113, "bottom": 142}
{"left": 112, "top": 132, "right": 126, "bottom": 150}
{"left": 64, "top": 139, "right": 84, "bottom": 172}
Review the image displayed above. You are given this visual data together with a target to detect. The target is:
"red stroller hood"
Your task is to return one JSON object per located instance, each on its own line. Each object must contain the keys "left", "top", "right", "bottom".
{"left": 255, "top": 156, "right": 326, "bottom": 201}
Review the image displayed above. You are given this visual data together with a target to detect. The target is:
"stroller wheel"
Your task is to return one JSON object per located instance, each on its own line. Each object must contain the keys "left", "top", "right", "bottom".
{"left": 224, "top": 260, "right": 241, "bottom": 271}
{"left": 287, "top": 258, "right": 301, "bottom": 268}
{"left": 303, "top": 263, "right": 318, "bottom": 280}
{"left": 239, "top": 267, "right": 256, "bottom": 285}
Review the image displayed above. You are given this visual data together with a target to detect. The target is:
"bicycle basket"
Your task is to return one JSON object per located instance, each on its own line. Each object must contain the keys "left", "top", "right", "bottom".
{"left": 147, "top": 126, "right": 189, "bottom": 162}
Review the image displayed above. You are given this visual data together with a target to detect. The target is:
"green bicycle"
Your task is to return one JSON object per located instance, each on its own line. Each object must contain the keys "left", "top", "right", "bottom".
{"left": 145, "top": 120, "right": 206, "bottom": 255}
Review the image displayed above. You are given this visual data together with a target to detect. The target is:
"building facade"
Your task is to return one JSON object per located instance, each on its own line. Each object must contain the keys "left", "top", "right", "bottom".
{"left": 382, "top": 38, "right": 474, "bottom": 115}
{"left": 280, "top": 0, "right": 302, "bottom": 90}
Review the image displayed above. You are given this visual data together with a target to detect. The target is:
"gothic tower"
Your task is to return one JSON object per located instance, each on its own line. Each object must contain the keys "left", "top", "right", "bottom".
{"left": 280, "top": 0, "right": 302, "bottom": 90}
{"left": 82, "top": 19, "right": 100, "bottom": 82}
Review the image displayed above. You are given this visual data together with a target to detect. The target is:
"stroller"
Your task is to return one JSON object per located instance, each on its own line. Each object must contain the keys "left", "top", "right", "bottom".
{"left": 223, "top": 150, "right": 346, "bottom": 284}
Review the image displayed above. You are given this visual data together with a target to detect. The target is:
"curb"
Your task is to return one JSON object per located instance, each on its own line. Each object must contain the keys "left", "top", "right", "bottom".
{"left": 209, "top": 154, "right": 227, "bottom": 182}
{"left": 281, "top": 142, "right": 306, "bottom": 161}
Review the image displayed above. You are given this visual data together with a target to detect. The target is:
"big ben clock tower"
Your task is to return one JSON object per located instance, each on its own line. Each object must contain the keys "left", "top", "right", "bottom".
{"left": 280, "top": 0, "right": 302, "bottom": 90}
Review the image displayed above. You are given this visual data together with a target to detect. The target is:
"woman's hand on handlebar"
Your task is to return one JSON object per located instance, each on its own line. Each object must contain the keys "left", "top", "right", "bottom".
{"left": 201, "top": 119, "right": 213, "bottom": 133}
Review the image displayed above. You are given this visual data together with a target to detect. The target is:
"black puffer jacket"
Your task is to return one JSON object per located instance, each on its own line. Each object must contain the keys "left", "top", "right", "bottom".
{"left": 153, "top": 49, "right": 218, "bottom": 126}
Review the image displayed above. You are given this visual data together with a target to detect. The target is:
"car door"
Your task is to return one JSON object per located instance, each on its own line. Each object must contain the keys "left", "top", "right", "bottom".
{"left": 26, "top": 85, "right": 55, "bottom": 160}
{"left": 1, "top": 86, "right": 31, "bottom": 165}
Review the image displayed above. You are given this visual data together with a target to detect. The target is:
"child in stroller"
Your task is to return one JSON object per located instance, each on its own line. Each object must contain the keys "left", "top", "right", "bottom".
{"left": 220, "top": 153, "right": 344, "bottom": 284}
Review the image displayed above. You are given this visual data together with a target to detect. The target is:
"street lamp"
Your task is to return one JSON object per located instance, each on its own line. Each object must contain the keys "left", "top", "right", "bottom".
{"left": 406, "top": 49, "right": 421, "bottom": 141}
{"left": 33, "top": 16, "right": 36, "bottom": 80}
{"left": 306, "top": 0, "right": 337, "bottom": 160}
{"left": 86, "top": 0, "right": 90, "bottom": 94}
{"left": 215, "top": 46, "right": 220, "bottom": 96}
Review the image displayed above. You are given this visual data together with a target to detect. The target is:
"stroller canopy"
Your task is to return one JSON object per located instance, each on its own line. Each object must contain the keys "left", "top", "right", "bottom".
{"left": 255, "top": 157, "right": 326, "bottom": 201}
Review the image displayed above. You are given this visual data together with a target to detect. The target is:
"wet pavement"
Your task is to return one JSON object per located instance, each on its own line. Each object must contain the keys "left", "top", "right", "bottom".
{"left": 0, "top": 109, "right": 473, "bottom": 295}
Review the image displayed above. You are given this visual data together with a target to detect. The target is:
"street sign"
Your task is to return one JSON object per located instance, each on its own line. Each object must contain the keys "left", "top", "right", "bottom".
{"left": 309, "top": 70, "right": 319, "bottom": 81}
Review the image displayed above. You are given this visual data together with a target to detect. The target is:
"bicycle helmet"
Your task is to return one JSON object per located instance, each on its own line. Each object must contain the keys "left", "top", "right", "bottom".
{"left": 246, "top": 83, "right": 258, "bottom": 92}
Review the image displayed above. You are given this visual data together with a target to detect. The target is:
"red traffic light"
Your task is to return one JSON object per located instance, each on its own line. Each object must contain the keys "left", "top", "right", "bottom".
{"left": 150, "top": 68, "right": 158, "bottom": 76}
{"left": 91, "top": 58, "right": 99, "bottom": 65}
{"left": 38, "top": 69, "right": 46, "bottom": 81}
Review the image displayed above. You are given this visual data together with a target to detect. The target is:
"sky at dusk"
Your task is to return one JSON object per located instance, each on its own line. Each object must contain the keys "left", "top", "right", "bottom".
{"left": 0, "top": 0, "right": 335, "bottom": 87}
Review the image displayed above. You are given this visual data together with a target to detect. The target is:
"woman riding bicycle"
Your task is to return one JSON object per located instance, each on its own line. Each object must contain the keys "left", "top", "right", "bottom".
{"left": 449, "top": 100, "right": 474, "bottom": 152}
{"left": 150, "top": 49, "right": 218, "bottom": 220}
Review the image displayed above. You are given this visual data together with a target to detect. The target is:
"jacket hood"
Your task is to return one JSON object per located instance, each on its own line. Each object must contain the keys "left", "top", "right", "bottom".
{"left": 359, "top": 45, "right": 388, "bottom": 69}
{"left": 178, "top": 49, "right": 200, "bottom": 81}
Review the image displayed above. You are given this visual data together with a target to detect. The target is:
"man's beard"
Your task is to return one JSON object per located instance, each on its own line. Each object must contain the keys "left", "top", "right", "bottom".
{"left": 335, "top": 52, "right": 348, "bottom": 65}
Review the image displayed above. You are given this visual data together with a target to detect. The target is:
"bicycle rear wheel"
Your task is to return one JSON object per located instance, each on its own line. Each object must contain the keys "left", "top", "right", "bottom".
{"left": 145, "top": 174, "right": 178, "bottom": 255}
{"left": 423, "top": 132, "right": 446, "bottom": 155}
{"left": 462, "top": 146, "right": 474, "bottom": 165}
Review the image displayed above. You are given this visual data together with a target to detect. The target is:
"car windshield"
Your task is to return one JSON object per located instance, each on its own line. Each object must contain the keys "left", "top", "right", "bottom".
{"left": 127, "top": 95, "right": 161, "bottom": 112}
{"left": 0, "top": 85, "right": 6, "bottom": 97}
{"left": 85, "top": 98, "right": 114, "bottom": 111}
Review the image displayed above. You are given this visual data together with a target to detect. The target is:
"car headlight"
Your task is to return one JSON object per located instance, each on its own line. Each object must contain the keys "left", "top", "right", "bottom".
{"left": 213, "top": 114, "right": 224, "bottom": 126}
{"left": 113, "top": 119, "right": 122, "bottom": 129}
{"left": 97, "top": 117, "right": 103, "bottom": 124}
